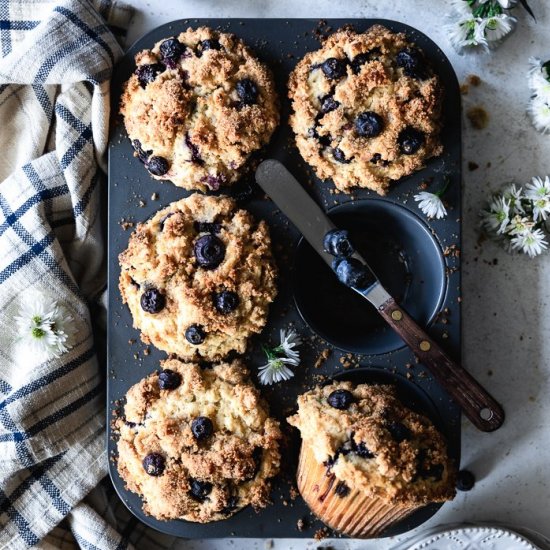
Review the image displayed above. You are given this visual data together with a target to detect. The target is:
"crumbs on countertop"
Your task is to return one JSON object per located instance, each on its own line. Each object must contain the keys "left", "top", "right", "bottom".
{"left": 466, "top": 106, "right": 489, "bottom": 130}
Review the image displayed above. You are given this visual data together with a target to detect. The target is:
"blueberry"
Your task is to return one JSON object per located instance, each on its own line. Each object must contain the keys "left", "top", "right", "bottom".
{"left": 323, "top": 229, "right": 354, "bottom": 258}
{"left": 355, "top": 111, "right": 384, "bottom": 138}
{"left": 321, "top": 57, "right": 347, "bottom": 80}
{"left": 194, "top": 234, "right": 225, "bottom": 269}
{"left": 185, "top": 324, "right": 206, "bottom": 345}
{"left": 456, "top": 469, "right": 475, "bottom": 491}
{"left": 189, "top": 478, "right": 213, "bottom": 501}
{"left": 351, "top": 48, "right": 381, "bottom": 73}
{"left": 159, "top": 212, "right": 175, "bottom": 231}
{"left": 335, "top": 441, "right": 353, "bottom": 457}
{"left": 135, "top": 63, "right": 165, "bottom": 88}
{"left": 236, "top": 78, "right": 259, "bottom": 106}
{"left": 132, "top": 139, "right": 152, "bottom": 163}
{"left": 202, "top": 173, "right": 226, "bottom": 190}
{"left": 327, "top": 389, "right": 354, "bottom": 410}
{"left": 421, "top": 463, "right": 444, "bottom": 481}
{"left": 196, "top": 39, "right": 221, "bottom": 57}
{"left": 333, "top": 258, "right": 375, "bottom": 289}
{"left": 185, "top": 133, "right": 203, "bottom": 164}
{"left": 244, "top": 446, "right": 263, "bottom": 480}
{"left": 194, "top": 221, "right": 221, "bottom": 234}
{"left": 221, "top": 495, "right": 239, "bottom": 515}
{"left": 396, "top": 48, "right": 426, "bottom": 79}
{"left": 142, "top": 453, "right": 165, "bottom": 476}
{"left": 214, "top": 290, "right": 239, "bottom": 314}
{"left": 398, "top": 127, "right": 425, "bottom": 155}
{"left": 324, "top": 454, "right": 337, "bottom": 469}
{"left": 387, "top": 422, "right": 412, "bottom": 443}
{"left": 159, "top": 38, "right": 185, "bottom": 63}
{"left": 320, "top": 95, "right": 339, "bottom": 113}
{"left": 318, "top": 134, "right": 332, "bottom": 147}
{"left": 335, "top": 481, "right": 350, "bottom": 497}
{"left": 147, "top": 156, "right": 169, "bottom": 176}
{"left": 158, "top": 369, "right": 181, "bottom": 390}
{"left": 355, "top": 442, "right": 375, "bottom": 459}
{"left": 191, "top": 416, "right": 214, "bottom": 440}
{"left": 333, "top": 147, "right": 351, "bottom": 163}
{"left": 140, "top": 288, "right": 166, "bottom": 314}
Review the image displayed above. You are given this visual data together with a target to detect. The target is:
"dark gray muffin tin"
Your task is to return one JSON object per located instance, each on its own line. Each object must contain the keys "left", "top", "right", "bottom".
{"left": 107, "top": 18, "right": 462, "bottom": 540}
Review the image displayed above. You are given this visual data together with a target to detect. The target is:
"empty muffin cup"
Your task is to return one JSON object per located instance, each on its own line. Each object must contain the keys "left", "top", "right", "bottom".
{"left": 293, "top": 199, "right": 446, "bottom": 355}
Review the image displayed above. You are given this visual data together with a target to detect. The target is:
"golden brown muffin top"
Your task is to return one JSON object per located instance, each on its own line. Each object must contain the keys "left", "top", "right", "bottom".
{"left": 116, "top": 358, "right": 282, "bottom": 522}
{"left": 119, "top": 193, "right": 277, "bottom": 362}
{"left": 120, "top": 26, "right": 279, "bottom": 191}
{"left": 288, "top": 25, "right": 443, "bottom": 195}
{"left": 287, "top": 381, "right": 456, "bottom": 505}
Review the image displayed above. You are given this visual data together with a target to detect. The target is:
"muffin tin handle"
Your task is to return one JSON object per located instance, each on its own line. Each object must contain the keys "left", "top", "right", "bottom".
{"left": 377, "top": 296, "right": 505, "bottom": 432}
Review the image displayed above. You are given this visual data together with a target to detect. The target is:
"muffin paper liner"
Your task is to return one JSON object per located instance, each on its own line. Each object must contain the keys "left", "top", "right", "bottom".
{"left": 296, "top": 443, "right": 418, "bottom": 538}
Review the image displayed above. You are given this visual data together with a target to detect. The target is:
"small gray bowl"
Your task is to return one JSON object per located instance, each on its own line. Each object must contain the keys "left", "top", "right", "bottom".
{"left": 293, "top": 199, "right": 447, "bottom": 355}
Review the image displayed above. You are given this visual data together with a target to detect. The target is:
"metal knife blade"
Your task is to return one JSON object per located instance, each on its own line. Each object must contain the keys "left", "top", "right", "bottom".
{"left": 255, "top": 159, "right": 505, "bottom": 432}
{"left": 255, "top": 159, "right": 391, "bottom": 309}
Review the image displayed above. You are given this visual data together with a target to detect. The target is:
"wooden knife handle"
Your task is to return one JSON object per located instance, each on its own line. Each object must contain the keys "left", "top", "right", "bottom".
{"left": 378, "top": 296, "right": 504, "bottom": 432}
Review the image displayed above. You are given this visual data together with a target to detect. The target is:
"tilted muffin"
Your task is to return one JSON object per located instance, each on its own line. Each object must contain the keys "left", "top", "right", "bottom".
{"left": 116, "top": 359, "right": 282, "bottom": 522}
{"left": 119, "top": 194, "right": 277, "bottom": 361}
{"left": 287, "top": 382, "right": 455, "bottom": 538}
{"left": 120, "top": 26, "right": 279, "bottom": 191}
{"left": 288, "top": 25, "right": 443, "bottom": 195}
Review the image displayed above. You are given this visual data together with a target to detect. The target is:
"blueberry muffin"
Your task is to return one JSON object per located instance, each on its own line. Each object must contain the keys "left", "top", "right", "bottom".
{"left": 116, "top": 358, "right": 282, "bottom": 522}
{"left": 287, "top": 382, "right": 455, "bottom": 538}
{"left": 288, "top": 25, "right": 443, "bottom": 195}
{"left": 119, "top": 194, "right": 277, "bottom": 361}
{"left": 120, "top": 26, "right": 279, "bottom": 191}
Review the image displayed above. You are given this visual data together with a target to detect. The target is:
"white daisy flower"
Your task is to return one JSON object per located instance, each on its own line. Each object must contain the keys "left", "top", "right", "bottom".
{"left": 447, "top": 18, "right": 487, "bottom": 51}
{"left": 414, "top": 191, "right": 447, "bottom": 219}
{"left": 528, "top": 95, "right": 550, "bottom": 134}
{"left": 510, "top": 227, "right": 548, "bottom": 257}
{"left": 15, "top": 292, "right": 78, "bottom": 360}
{"left": 258, "top": 328, "right": 302, "bottom": 385}
{"left": 478, "top": 14, "right": 517, "bottom": 43}
{"left": 481, "top": 195, "right": 511, "bottom": 234}
{"left": 258, "top": 356, "right": 295, "bottom": 385}
{"left": 273, "top": 328, "right": 302, "bottom": 365}
{"left": 525, "top": 176, "right": 550, "bottom": 221}
{"left": 507, "top": 214, "right": 535, "bottom": 235}
{"left": 502, "top": 184, "right": 525, "bottom": 214}
{"left": 528, "top": 58, "right": 550, "bottom": 100}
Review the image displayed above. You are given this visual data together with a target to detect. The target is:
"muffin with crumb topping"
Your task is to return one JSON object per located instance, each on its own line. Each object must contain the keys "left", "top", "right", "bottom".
{"left": 287, "top": 381, "right": 455, "bottom": 538}
{"left": 116, "top": 358, "right": 282, "bottom": 522}
{"left": 288, "top": 25, "right": 443, "bottom": 195}
{"left": 118, "top": 193, "right": 277, "bottom": 362}
{"left": 120, "top": 26, "right": 279, "bottom": 191}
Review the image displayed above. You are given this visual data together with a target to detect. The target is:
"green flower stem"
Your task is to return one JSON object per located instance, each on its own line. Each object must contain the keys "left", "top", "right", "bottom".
{"left": 473, "top": 1, "right": 503, "bottom": 18}
{"left": 435, "top": 176, "right": 452, "bottom": 198}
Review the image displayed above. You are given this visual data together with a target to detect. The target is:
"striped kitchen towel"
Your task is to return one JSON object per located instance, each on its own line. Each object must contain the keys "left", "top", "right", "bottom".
{"left": 0, "top": 0, "right": 133, "bottom": 547}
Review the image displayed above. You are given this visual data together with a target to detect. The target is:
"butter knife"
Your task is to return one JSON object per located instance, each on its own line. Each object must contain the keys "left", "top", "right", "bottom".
{"left": 256, "top": 159, "right": 504, "bottom": 432}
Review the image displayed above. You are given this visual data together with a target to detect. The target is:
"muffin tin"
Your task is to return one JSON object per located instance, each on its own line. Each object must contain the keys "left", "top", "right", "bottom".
{"left": 107, "top": 18, "right": 462, "bottom": 539}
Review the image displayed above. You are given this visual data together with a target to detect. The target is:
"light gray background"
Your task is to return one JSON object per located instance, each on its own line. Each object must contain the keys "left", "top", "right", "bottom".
{"left": 123, "top": 1, "right": 550, "bottom": 548}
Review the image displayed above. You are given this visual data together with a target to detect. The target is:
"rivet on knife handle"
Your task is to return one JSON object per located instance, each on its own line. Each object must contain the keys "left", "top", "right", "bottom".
{"left": 377, "top": 296, "right": 505, "bottom": 432}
